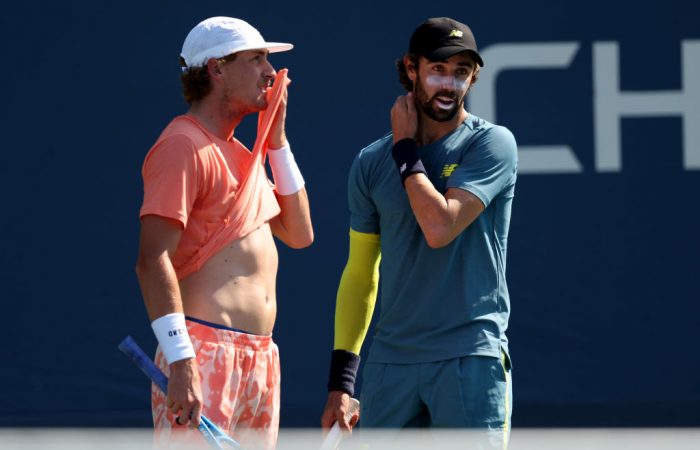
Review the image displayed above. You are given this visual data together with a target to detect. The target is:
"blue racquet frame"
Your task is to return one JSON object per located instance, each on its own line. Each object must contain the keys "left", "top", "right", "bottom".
{"left": 118, "top": 336, "right": 242, "bottom": 450}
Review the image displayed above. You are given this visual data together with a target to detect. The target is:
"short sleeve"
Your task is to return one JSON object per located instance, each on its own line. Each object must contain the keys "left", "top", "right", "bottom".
{"left": 140, "top": 134, "right": 200, "bottom": 228}
{"left": 445, "top": 125, "right": 518, "bottom": 208}
{"left": 348, "top": 153, "right": 380, "bottom": 234}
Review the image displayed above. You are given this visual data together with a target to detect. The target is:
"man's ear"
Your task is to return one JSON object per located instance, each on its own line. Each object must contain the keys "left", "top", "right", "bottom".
{"left": 404, "top": 56, "right": 417, "bottom": 83}
{"left": 207, "top": 58, "right": 223, "bottom": 79}
{"left": 470, "top": 66, "right": 480, "bottom": 86}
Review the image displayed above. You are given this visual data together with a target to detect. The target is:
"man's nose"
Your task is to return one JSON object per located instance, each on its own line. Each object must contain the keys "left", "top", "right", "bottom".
{"left": 264, "top": 60, "right": 277, "bottom": 79}
{"left": 438, "top": 76, "right": 456, "bottom": 90}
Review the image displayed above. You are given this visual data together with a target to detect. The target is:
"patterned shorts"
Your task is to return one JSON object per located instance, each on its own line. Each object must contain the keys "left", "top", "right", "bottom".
{"left": 152, "top": 318, "right": 281, "bottom": 450}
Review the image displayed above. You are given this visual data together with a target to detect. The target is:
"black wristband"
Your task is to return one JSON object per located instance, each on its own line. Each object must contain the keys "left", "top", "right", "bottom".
{"left": 327, "top": 350, "right": 361, "bottom": 396}
{"left": 391, "top": 138, "right": 427, "bottom": 185}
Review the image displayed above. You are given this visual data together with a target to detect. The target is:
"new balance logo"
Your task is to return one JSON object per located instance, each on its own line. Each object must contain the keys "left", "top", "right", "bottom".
{"left": 449, "top": 30, "right": 464, "bottom": 38}
{"left": 441, "top": 163, "right": 458, "bottom": 178}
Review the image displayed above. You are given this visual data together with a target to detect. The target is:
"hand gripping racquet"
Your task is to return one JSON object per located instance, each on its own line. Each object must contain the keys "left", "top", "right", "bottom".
{"left": 320, "top": 397, "right": 360, "bottom": 450}
{"left": 118, "top": 336, "right": 242, "bottom": 450}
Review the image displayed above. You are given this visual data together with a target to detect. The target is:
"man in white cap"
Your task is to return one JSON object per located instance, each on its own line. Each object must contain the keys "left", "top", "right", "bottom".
{"left": 135, "top": 16, "right": 313, "bottom": 449}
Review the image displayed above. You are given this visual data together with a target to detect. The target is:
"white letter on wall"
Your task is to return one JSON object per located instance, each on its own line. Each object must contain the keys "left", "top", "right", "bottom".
{"left": 593, "top": 40, "right": 700, "bottom": 172}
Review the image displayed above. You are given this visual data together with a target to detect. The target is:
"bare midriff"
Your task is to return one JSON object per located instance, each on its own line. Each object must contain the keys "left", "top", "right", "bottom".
{"left": 179, "top": 222, "right": 278, "bottom": 335}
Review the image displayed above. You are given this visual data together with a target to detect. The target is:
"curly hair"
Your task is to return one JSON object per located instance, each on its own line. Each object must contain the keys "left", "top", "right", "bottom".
{"left": 396, "top": 53, "right": 481, "bottom": 92}
{"left": 179, "top": 53, "right": 238, "bottom": 105}
{"left": 396, "top": 54, "right": 419, "bottom": 92}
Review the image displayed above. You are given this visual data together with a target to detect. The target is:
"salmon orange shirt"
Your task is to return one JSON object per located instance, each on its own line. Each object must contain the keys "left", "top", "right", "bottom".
{"left": 140, "top": 115, "right": 281, "bottom": 280}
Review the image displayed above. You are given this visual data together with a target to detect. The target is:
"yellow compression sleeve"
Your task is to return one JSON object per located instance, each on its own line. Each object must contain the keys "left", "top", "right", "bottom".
{"left": 334, "top": 229, "right": 381, "bottom": 355}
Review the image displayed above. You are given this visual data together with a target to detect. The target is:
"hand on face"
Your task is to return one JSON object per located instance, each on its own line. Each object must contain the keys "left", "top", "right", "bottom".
{"left": 267, "top": 75, "right": 291, "bottom": 149}
{"left": 217, "top": 50, "right": 280, "bottom": 116}
{"left": 391, "top": 92, "right": 418, "bottom": 144}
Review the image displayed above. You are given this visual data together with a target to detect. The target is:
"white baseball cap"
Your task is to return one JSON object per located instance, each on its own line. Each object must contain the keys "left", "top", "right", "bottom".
{"left": 180, "top": 17, "right": 293, "bottom": 68}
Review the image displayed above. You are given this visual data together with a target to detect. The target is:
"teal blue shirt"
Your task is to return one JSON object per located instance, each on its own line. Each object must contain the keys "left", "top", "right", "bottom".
{"left": 348, "top": 114, "right": 517, "bottom": 364}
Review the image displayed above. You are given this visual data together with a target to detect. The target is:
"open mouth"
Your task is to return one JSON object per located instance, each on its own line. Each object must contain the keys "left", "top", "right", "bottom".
{"left": 434, "top": 96, "right": 456, "bottom": 110}
{"left": 258, "top": 79, "right": 273, "bottom": 95}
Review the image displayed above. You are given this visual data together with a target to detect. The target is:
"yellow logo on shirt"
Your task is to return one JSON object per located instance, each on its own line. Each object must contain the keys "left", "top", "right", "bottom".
{"left": 441, "top": 164, "right": 458, "bottom": 178}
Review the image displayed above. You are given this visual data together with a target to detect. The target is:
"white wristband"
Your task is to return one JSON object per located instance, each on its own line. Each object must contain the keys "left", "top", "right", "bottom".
{"left": 151, "top": 313, "right": 195, "bottom": 364}
{"left": 268, "top": 143, "right": 305, "bottom": 195}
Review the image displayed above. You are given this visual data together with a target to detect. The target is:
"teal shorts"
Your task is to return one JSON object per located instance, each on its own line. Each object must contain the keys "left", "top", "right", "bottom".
{"left": 360, "top": 354, "right": 512, "bottom": 446}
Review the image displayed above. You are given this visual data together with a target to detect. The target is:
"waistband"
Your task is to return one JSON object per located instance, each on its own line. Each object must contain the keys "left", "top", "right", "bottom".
{"left": 185, "top": 316, "right": 274, "bottom": 351}
{"left": 185, "top": 315, "right": 264, "bottom": 335}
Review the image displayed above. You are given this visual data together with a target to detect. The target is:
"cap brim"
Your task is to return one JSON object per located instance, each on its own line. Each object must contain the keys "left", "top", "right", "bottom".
{"left": 240, "top": 42, "right": 294, "bottom": 54}
{"left": 426, "top": 46, "right": 484, "bottom": 67}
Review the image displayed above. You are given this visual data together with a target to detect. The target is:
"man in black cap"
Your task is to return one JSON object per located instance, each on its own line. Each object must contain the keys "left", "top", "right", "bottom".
{"left": 321, "top": 17, "right": 517, "bottom": 446}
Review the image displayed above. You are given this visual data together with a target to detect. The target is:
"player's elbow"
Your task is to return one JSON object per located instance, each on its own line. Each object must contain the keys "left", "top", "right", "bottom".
{"left": 423, "top": 227, "right": 454, "bottom": 249}
{"left": 134, "top": 254, "right": 149, "bottom": 281}
{"left": 286, "top": 229, "right": 314, "bottom": 249}
{"left": 425, "top": 235, "right": 451, "bottom": 249}
{"left": 134, "top": 250, "right": 165, "bottom": 281}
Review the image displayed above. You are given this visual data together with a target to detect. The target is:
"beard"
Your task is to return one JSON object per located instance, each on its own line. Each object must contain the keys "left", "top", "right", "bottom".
{"left": 414, "top": 76, "right": 465, "bottom": 122}
{"left": 221, "top": 78, "right": 271, "bottom": 115}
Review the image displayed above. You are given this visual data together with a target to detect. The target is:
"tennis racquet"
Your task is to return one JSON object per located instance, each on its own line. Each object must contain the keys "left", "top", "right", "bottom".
{"left": 118, "top": 335, "right": 242, "bottom": 450}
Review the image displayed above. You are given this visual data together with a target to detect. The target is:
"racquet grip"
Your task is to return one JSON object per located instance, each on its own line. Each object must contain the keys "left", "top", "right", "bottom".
{"left": 118, "top": 336, "right": 169, "bottom": 393}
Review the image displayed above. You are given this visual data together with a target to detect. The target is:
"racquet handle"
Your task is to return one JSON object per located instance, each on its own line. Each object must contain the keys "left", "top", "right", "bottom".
{"left": 118, "top": 335, "right": 169, "bottom": 392}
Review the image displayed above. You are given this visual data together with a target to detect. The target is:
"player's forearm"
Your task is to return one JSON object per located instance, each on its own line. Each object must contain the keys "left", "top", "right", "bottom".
{"left": 404, "top": 174, "right": 460, "bottom": 248}
{"left": 334, "top": 230, "right": 381, "bottom": 354}
{"left": 267, "top": 141, "right": 312, "bottom": 248}
{"left": 329, "top": 265, "right": 377, "bottom": 396}
{"left": 327, "top": 232, "right": 379, "bottom": 397}
{"left": 334, "top": 266, "right": 378, "bottom": 354}
{"left": 390, "top": 137, "right": 459, "bottom": 247}
{"left": 272, "top": 188, "right": 314, "bottom": 248}
{"left": 136, "top": 253, "right": 196, "bottom": 365}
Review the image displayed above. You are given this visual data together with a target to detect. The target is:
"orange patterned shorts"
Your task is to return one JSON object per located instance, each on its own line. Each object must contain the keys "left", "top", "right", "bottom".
{"left": 152, "top": 318, "right": 281, "bottom": 450}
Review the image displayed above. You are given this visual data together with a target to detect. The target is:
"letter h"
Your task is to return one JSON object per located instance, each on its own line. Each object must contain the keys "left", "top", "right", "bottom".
{"left": 594, "top": 41, "right": 700, "bottom": 171}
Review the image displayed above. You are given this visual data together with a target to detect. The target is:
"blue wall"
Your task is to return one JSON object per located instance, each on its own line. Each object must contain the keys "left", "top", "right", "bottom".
{"left": 1, "top": 0, "right": 698, "bottom": 427}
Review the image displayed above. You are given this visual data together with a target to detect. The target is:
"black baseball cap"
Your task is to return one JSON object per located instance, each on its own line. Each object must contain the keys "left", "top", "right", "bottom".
{"left": 408, "top": 17, "right": 484, "bottom": 67}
